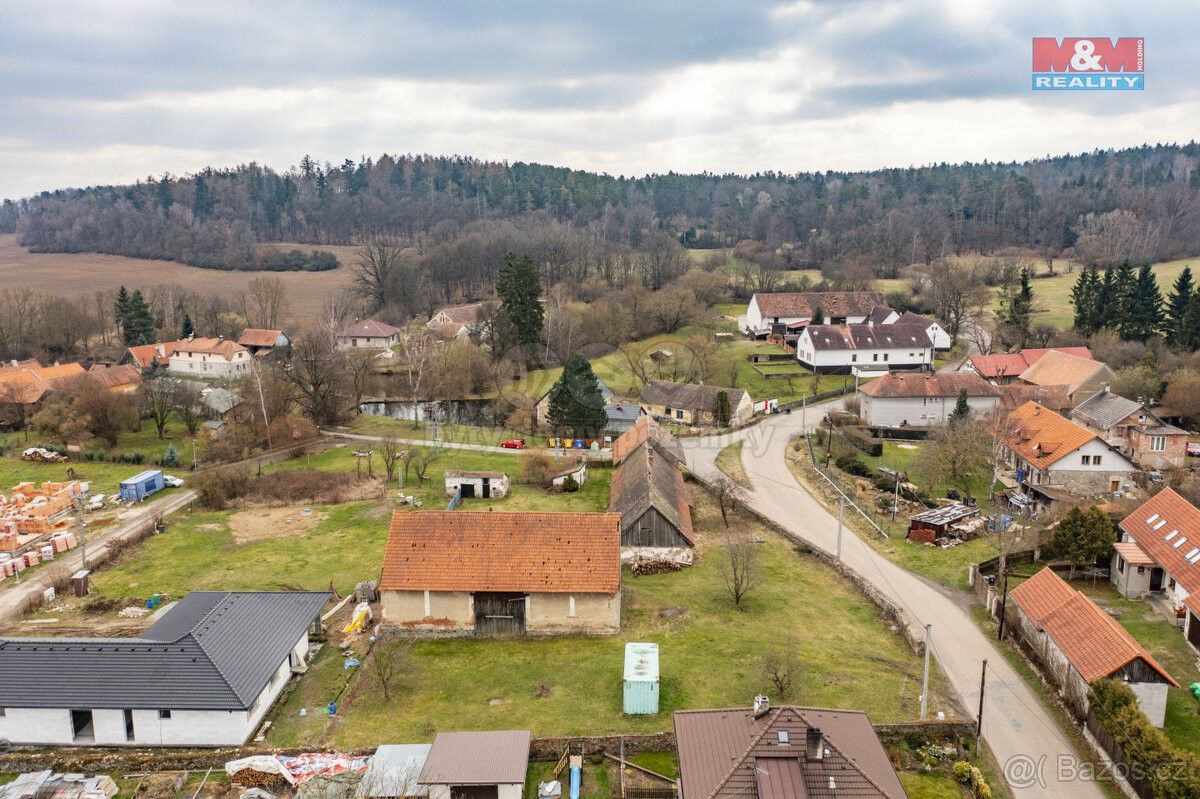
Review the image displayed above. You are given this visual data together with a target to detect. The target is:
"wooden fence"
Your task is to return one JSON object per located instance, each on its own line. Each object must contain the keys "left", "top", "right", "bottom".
{"left": 1085, "top": 710, "right": 1154, "bottom": 799}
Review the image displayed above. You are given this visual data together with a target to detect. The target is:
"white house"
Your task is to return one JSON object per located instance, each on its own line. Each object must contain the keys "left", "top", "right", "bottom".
{"left": 548, "top": 459, "right": 588, "bottom": 489}
{"left": 1000, "top": 401, "right": 1137, "bottom": 496}
{"left": 339, "top": 319, "right": 401, "bottom": 350}
{"left": 742, "top": 291, "right": 886, "bottom": 334}
{"left": 895, "top": 311, "right": 952, "bottom": 351}
{"left": 795, "top": 323, "right": 933, "bottom": 375}
{"left": 0, "top": 591, "right": 328, "bottom": 747}
{"left": 427, "top": 302, "right": 492, "bottom": 340}
{"left": 1114, "top": 489, "right": 1200, "bottom": 649}
{"left": 417, "top": 730, "right": 530, "bottom": 799}
{"left": 167, "top": 337, "right": 252, "bottom": 378}
{"left": 857, "top": 372, "right": 1000, "bottom": 427}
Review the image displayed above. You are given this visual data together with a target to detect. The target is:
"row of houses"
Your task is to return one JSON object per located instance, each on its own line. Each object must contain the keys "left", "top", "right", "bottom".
{"left": 0, "top": 360, "right": 141, "bottom": 416}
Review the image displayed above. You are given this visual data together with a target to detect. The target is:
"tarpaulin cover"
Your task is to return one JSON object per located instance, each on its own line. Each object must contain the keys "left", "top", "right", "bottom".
{"left": 279, "top": 753, "right": 369, "bottom": 785}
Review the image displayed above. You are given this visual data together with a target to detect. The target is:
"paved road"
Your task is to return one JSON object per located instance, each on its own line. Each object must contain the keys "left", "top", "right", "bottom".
{"left": 0, "top": 489, "right": 197, "bottom": 623}
{"left": 679, "top": 406, "right": 1103, "bottom": 799}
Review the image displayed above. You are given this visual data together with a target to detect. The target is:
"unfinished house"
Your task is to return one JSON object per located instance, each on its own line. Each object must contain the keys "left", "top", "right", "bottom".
{"left": 0, "top": 481, "right": 84, "bottom": 556}
{"left": 674, "top": 701, "right": 906, "bottom": 799}
{"left": 380, "top": 511, "right": 621, "bottom": 636}
{"left": 1010, "top": 568, "right": 1177, "bottom": 724}
{"left": 0, "top": 591, "right": 329, "bottom": 746}
{"left": 610, "top": 440, "right": 694, "bottom": 564}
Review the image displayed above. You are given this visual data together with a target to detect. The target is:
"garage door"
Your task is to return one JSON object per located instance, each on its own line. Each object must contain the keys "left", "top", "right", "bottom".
{"left": 474, "top": 592, "right": 526, "bottom": 636}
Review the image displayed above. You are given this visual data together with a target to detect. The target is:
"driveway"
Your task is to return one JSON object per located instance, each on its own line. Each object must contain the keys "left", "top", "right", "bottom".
{"left": 679, "top": 405, "right": 1104, "bottom": 799}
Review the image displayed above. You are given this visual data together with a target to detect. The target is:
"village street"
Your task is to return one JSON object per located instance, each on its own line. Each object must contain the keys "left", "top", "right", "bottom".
{"left": 680, "top": 405, "right": 1107, "bottom": 799}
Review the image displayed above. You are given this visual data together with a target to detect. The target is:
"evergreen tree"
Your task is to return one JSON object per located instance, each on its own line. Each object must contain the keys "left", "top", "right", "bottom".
{"left": 949, "top": 389, "right": 971, "bottom": 424}
{"left": 497, "top": 252, "right": 544, "bottom": 349}
{"left": 811, "top": 304, "right": 825, "bottom": 325}
{"left": 1049, "top": 506, "right": 1115, "bottom": 580}
{"left": 122, "top": 289, "right": 156, "bottom": 346}
{"left": 1108, "top": 260, "right": 1137, "bottom": 335}
{"left": 181, "top": 314, "right": 194, "bottom": 338}
{"left": 1071, "top": 266, "right": 1100, "bottom": 335}
{"left": 155, "top": 173, "right": 174, "bottom": 213}
{"left": 714, "top": 390, "right": 732, "bottom": 427}
{"left": 546, "top": 354, "right": 607, "bottom": 436}
{"left": 1117, "top": 262, "right": 1160, "bottom": 341}
{"left": 1165, "top": 265, "right": 1194, "bottom": 344}
{"left": 192, "top": 174, "right": 216, "bottom": 219}
{"left": 999, "top": 267, "right": 1035, "bottom": 344}
{"left": 114, "top": 286, "right": 131, "bottom": 329}
{"left": 1180, "top": 294, "right": 1200, "bottom": 351}
{"left": 1095, "top": 267, "right": 1118, "bottom": 331}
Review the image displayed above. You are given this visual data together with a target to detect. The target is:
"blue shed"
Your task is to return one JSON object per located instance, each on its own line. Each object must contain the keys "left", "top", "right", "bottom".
{"left": 623, "top": 642, "right": 659, "bottom": 715}
{"left": 119, "top": 470, "right": 165, "bottom": 502}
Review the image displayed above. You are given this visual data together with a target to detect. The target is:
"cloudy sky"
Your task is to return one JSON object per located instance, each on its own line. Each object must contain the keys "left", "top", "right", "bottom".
{"left": 0, "top": 0, "right": 1193, "bottom": 199}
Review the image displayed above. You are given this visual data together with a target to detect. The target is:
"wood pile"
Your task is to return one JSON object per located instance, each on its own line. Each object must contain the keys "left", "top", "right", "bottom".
{"left": 632, "top": 559, "right": 682, "bottom": 576}
{"left": 229, "top": 770, "right": 290, "bottom": 791}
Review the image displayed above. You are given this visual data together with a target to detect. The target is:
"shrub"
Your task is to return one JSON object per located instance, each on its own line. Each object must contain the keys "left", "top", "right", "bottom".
{"left": 520, "top": 450, "right": 555, "bottom": 482}
{"left": 841, "top": 426, "right": 883, "bottom": 457}
{"left": 835, "top": 453, "right": 871, "bottom": 477}
{"left": 191, "top": 466, "right": 251, "bottom": 510}
{"left": 952, "top": 761, "right": 972, "bottom": 783}
{"left": 162, "top": 443, "right": 179, "bottom": 467}
{"left": 1088, "top": 679, "right": 1200, "bottom": 797}
{"left": 561, "top": 474, "right": 579, "bottom": 492}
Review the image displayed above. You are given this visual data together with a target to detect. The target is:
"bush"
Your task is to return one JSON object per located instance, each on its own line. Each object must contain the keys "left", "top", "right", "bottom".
{"left": 191, "top": 466, "right": 251, "bottom": 510}
{"left": 842, "top": 427, "right": 883, "bottom": 457}
{"left": 835, "top": 453, "right": 871, "bottom": 477}
{"left": 561, "top": 474, "right": 579, "bottom": 492}
{"left": 952, "top": 761, "right": 972, "bottom": 783}
{"left": 1088, "top": 679, "right": 1200, "bottom": 796}
{"left": 520, "top": 451, "right": 555, "bottom": 482}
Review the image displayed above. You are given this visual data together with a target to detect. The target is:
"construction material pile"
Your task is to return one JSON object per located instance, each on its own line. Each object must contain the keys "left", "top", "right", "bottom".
{"left": 226, "top": 753, "right": 368, "bottom": 792}
{"left": 631, "top": 558, "right": 683, "bottom": 576}
{"left": 0, "top": 771, "right": 116, "bottom": 799}
{"left": 21, "top": 447, "right": 67, "bottom": 463}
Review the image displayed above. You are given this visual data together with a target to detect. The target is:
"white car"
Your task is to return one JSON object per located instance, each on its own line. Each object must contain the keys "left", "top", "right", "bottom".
{"left": 163, "top": 475, "right": 184, "bottom": 488}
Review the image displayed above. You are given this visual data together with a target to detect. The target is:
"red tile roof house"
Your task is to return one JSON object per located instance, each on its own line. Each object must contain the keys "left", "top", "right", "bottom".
{"left": 1010, "top": 568, "right": 1177, "bottom": 724}
{"left": 998, "top": 401, "right": 1137, "bottom": 499}
{"left": 237, "top": 328, "right": 291, "bottom": 356}
{"left": 1114, "top": 489, "right": 1200, "bottom": 650}
{"left": 857, "top": 371, "right": 1000, "bottom": 428}
{"left": 674, "top": 699, "right": 907, "bottom": 799}
{"left": 337, "top": 319, "right": 401, "bottom": 350}
{"left": 1071, "top": 388, "right": 1189, "bottom": 470}
{"left": 379, "top": 511, "right": 621, "bottom": 635}
{"left": 961, "top": 346, "right": 1094, "bottom": 384}
{"left": 741, "top": 291, "right": 886, "bottom": 335}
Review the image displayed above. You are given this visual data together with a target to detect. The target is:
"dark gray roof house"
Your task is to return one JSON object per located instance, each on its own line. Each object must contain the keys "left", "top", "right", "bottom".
{"left": 1071, "top": 390, "right": 1144, "bottom": 432}
{"left": 0, "top": 591, "right": 328, "bottom": 711}
{"left": 610, "top": 439, "right": 694, "bottom": 560}
{"left": 805, "top": 323, "right": 932, "bottom": 351}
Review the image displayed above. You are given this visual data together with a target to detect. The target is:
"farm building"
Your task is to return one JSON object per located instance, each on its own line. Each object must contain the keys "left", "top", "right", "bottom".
{"left": 338, "top": 319, "right": 400, "bottom": 350}
{"left": 639, "top": 379, "right": 752, "bottom": 427}
{"left": 623, "top": 642, "right": 660, "bottom": 715}
{"left": 794, "top": 323, "right": 933, "bottom": 375}
{"left": 611, "top": 416, "right": 685, "bottom": 467}
{"left": 1071, "top": 388, "right": 1189, "bottom": 470}
{"left": 1010, "top": 568, "right": 1177, "bottom": 724}
{"left": 118, "top": 470, "right": 165, "bottom": 502}
{"left": 998, "top": 402, "right": 1136, "bottom": 497}
{"left": 962, "top": 347, "right": 1094, "bottom": 383}
{"left": 857, "top": 372, "right": 1000, "bottom": 427}
{"left": 0, "top": 591, "right": 329, "bottom": 746}
{"left": 417, "top": 730, "right": 530, "bottom": 799}
{"left": 444, "top": 470, "right": 509, "bottom": 499}
{"left": 237, "top": 328, "right": 291, "bottom": 357}
{"left": 167, "top": 337, "right": 252, "bottom": 378}
{"left": 1114, "top": 489, "right": 1200, "bottom": 649}
{"left": 379, "top": 511, "right": 621, "bottom": 635}
{"left": 0, "top": 361, "right": 87, "bottom": 407}
{"left": 674, "top": 701, "right": 906, "bottom": 799}
{"left": 86, "top": 364, "right": 142, "bottom": 393}
{"left": 894, "top": 311, "right": 952, "bottom": 350}
{"left": 1017, "top": 350, "right": 1113, "bottom": 404}
{"left": 741, "top": 291, "right": 886, "bottom": 335}
{"left": 610, "top": 441, "right": 694, "bottom": 564}
{"left": 907, "top": 504, "right": 979, "bottom": 544}
{"left": 547, "top": 460, "right": 587, "bottom": 489}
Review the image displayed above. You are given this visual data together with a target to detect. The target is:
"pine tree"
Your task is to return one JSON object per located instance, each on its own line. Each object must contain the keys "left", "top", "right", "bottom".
{"left": 546, "top": 354, "right": 608, "bottom": 437}
{"left": 497, "top": 252, "right": 544, "bottom": 349}
{"left": 1109, "top": 260, "right": 1137, "bottom": 336}
{"left": 1071, "top": 266, "right": 1100, "bottom": 335}
{"left": 155, "top": 173, "right": 174, "bottom": 213}
{"left": 1118, "top": 262, "right": 1160, "bottom": 341}
{"left": 114, "top": 286, "right": 131, "bottom": 330}
{"left": 1165, "top": 265, "right": 1194, "bottom": 344}
{"left": 1000, "top": 267, "right": 1035, "bottom": 344}
{"left": 714, "top": 390, "right": 732, "bottom": 427}
{"left": 122, "top": 289, "right": 156, "bottom": 346}
{"left": 811, "top": 304, "right": 825, "bottom": 325}
{"left": 192, "top": 174, "right": 216, "bottom": 219}
{"left": 1095, "top": 267, "right": 1118, "bottom": 332}
{"left": 181, "top": 314, "right": 194, "bottom": 338}
{"left": 1180, "top": 294, "right": 1200, "bottom": 351}
{"left": 949, "top": 389, "right": 971, "bottom": 425}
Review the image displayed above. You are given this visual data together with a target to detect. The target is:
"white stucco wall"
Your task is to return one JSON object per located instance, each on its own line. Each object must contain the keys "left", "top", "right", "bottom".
{"left": 859, "top": 394, "right": 999, "bottom": 427}
{"left": 167, "top": 351, "right": 251, "bottom": 378}
{"left": 426, "top": 785, "right": 522, "bottom": 799}
{"left": 796, "top": 330, "right": 933, "bottom": 373}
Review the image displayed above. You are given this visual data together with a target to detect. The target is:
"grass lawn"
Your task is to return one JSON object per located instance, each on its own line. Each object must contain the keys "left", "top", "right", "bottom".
{"left": 1074, "top": 581, "right": 1200, "bottom": 756}
{"left": 0, "top": 446, "right": 150, "bottom": 498}
{"left": 714, "top": 441, "right": 751, "bottom": 489}
{"left": 897, "top": 771, "right": 968, "bottom": 799}
{"left": 859, "top": 441, "right": 995, "bottom": 503}
{"left": 268, "top": 496, "right": 955, "bottom": 747}
{"left": 346, "top": 414, "right": 527, "bottom": 448}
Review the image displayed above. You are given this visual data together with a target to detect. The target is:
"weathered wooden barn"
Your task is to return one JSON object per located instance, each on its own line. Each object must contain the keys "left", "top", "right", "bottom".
{"left": 610, "top": 439, "right": 694, "bottom": 564}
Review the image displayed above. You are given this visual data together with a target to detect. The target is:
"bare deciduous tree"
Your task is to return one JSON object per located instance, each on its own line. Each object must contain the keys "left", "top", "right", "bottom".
{"left": 274, "top": 329, "right": 349, "bottom": 426}
{"left": 718, "top": 534, "right": 758, "bottom": 610}
{"left": 369, "top": 639, "right": 414, "bottom": 701}
{"left": 379, "top": 437, "right": 403, "bottom": 481}
{"left": 352, "top": 235, "right": 406, "bottom": 310}
{"left": 173, "top": 379, "right": 206, "bottom": 436}
{"left": 243, "top": 275, "right": 290, "bottom": 329}
{"left": 139, "top": 376, "right": 179, "bottom": 439}
{"left": 411, "top": 447, "right": 444, "bottom": 483}
{"left": 759, "top": 638, "right": 801, "bottom": 700}
{"left": 712, "top": 473, "right": 743, "bottom": 529}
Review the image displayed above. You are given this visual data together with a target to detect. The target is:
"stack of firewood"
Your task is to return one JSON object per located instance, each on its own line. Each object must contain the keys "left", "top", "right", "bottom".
{"left": 229, "top": 770, "right": 289, "bottom": 791}
{"left": 632, "top": 558, "right": 682, "bottom": 576}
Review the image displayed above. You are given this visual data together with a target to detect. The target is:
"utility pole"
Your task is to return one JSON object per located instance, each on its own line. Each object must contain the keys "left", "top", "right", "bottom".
{"left": 920, "top": 623, "right": 932, "bottom": 719}
{"left": 191, "top": 437, "right": 197, "bottom": 470}
{"left": 824, "top": 414, "right": 834, "bottom": 469}
{"left": 801, "top": 395, "right": 806, "bottom": 429}
{"left": 996, "top": 565, "right": 1011, "bottom": 640}
{"left": 836, "top": 496, "right": 844, "bottom": 561}
{"left": 891, "top": 467, "right": 901, "bottom": 522}
{"left": 72, "top": 495, "right": 87, "bottom": 571}
{"left": 975, "top": 659, "right": 988, "bottom": 752}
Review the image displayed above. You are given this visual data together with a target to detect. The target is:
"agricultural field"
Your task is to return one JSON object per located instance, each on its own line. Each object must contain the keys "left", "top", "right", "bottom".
{"left": 1017, "top": 256, "right": 1197, "bottom": 328}
{"left": 0, "top": 234, "right": 355, "bottom": 320}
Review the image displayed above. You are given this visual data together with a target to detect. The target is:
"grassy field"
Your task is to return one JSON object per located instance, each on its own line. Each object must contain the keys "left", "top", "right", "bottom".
{"left": 714, "top": 441, "right": 751, "bottom": 489}
{"left": 1015, "top": 256, "right": 1198, "bottom": 328}
{"left": 268, "top": 496, "right": 955, "bottom": 746}
{"left": 1075, "top": 581, "right": 1200, "bottom": 756}
{"left": 346, "top": 414, "right": 527, "bottom": 447}
{"left": 0, "top": 234, "right": 355, "bottom": 321}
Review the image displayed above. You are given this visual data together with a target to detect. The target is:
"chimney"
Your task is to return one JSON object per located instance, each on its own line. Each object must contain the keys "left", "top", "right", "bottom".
{"left": 1033, "top": 405, "right": 1040, "bottom": 415}
{"left": 806, "top": 727, "right": 824, "bottom": 760}
{"left": 752, "top": 695, "right": 770, "bottom": 718}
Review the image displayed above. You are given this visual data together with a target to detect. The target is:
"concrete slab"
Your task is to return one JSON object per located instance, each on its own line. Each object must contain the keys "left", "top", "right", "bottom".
{"left": 1130, "top": 681, "right": 1170, "bottom": 728}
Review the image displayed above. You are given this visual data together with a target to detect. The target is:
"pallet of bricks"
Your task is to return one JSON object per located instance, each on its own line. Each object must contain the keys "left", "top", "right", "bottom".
{"left": 0, "top": 531, "right": 77, "bottom": 583}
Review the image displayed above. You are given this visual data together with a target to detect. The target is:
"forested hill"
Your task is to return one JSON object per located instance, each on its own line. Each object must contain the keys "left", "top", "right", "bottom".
{"left": 1, "top": 143, "right": 1199, "bottom": 275}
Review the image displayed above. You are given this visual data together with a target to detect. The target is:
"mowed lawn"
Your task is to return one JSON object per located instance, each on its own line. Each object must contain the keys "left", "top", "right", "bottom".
{"left": 269, "top": 497, "right": 954, "bottom": 747}
{"left": 1014, "top": 256, "right": 1198, "bottom": 328}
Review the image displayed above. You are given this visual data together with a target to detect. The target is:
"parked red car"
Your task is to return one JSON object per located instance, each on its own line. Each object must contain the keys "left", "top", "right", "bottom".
{"left": 499, "top": 437, "right": 527, "bottom": 449}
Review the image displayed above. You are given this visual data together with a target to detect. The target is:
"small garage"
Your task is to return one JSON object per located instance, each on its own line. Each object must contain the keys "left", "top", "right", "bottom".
{"left": 444, "top": 470, "right": 508, "bottom": 500}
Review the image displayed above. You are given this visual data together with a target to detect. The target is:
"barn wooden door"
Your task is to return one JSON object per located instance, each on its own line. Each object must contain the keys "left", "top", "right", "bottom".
{"left": 474, "top": 592, "right": 526, "bottom": 636}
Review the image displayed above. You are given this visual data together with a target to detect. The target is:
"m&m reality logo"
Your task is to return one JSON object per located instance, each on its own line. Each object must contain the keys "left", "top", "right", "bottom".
{"left": 1032, "top": 37, "right": 1144, "bottom": 90}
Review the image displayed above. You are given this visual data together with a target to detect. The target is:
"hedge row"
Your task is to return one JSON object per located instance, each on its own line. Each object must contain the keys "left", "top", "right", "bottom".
{"left": 1089, "top": 679, "right": 1200, "bottom": 798}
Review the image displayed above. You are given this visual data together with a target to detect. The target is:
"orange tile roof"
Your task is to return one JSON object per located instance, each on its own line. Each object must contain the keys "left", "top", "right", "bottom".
{"left": 126, "top": 342, "right": 177, "bottom": 368}
{"left": 1001, "top": 402, "right": 1100, "bottom": 469}
{"left": 1019, "top": 351, "right": 1110, "bottom": 394}
{"left": 381, "top": 510, "right": 621, "bottom": 594}
{"left": 87, "top": 364, "right": 143, "bottom": 390}
{"left": 968, "top": 347, "right": 1093, "bottom": 379}
{"left": 1113, "top": 541, "right": 1154, "bottom": 567}
{"left": 858, "top": 371, "right": 1000, "bottom": 399}
{"left": 0, "top": 362, "right": 86, "bottom": 404}
{"left": 237, "top": 329, "right": 284, "bottom": 348}
{"left": 1119, "top": 488, "right": 1200, "bottom": 598}
{"left": 1011, "top": 568, "right": 1177, "bottom": 686}
{"left": 174, "top": 337, "right": 248, "bottom": 360}
{"left": 611, "top": 415, "right": 685, "bottom": 466}
{"left": 0, "top": 359, "right": 42, "bottom": 376}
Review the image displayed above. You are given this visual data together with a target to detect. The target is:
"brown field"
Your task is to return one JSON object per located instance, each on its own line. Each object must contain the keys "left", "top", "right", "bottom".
{"left": 0, "top": 234, "right": 358, "bottom": 321}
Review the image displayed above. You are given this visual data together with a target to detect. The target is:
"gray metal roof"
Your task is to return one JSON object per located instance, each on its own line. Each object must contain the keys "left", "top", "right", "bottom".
{"left": 0, "top": 591, "right": 329, "bottom": 710}
{"left": 1071, "top": 390, "right": 1142, "bottom": 431}
{"left": 418, "top": 731, "right": 531, "bottom": 786}
{"left": 359, "top": 745, "right": 432, "bottom": 797}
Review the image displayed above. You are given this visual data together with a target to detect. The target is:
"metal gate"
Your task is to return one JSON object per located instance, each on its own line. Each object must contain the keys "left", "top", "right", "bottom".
{"left": 474, "top": 592, "right": 526, "bottom": 636}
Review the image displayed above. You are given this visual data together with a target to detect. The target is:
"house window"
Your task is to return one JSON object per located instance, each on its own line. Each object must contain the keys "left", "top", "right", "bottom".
{"left": 1117, "top": 556, "right": 1125, "bottom": 574}
{"left": 872, "top": 354, "right": 879, "bottom": 362}
{"left": 159, "top": 710, "right": 171, "bottom": 719}
{"left": 1081, "top": 455, "right": 1091, "bottom": 465}
{"left": 0, "top": 707, "right": 5, "bottom": 716}
{"left": 1094, "top": 455, "right": 1102, "bottom": 466}
{"left": 883, "top": 353, "right": 889, "bottom": 362}
{"left": 1150, "top": 435, "right": 1166, "bottom": 452}
{"left": 675, "top": 410, "right": 684, "bottom": 420}
{"left": 851, "top": 354, "right": 857, "bottom": 362}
